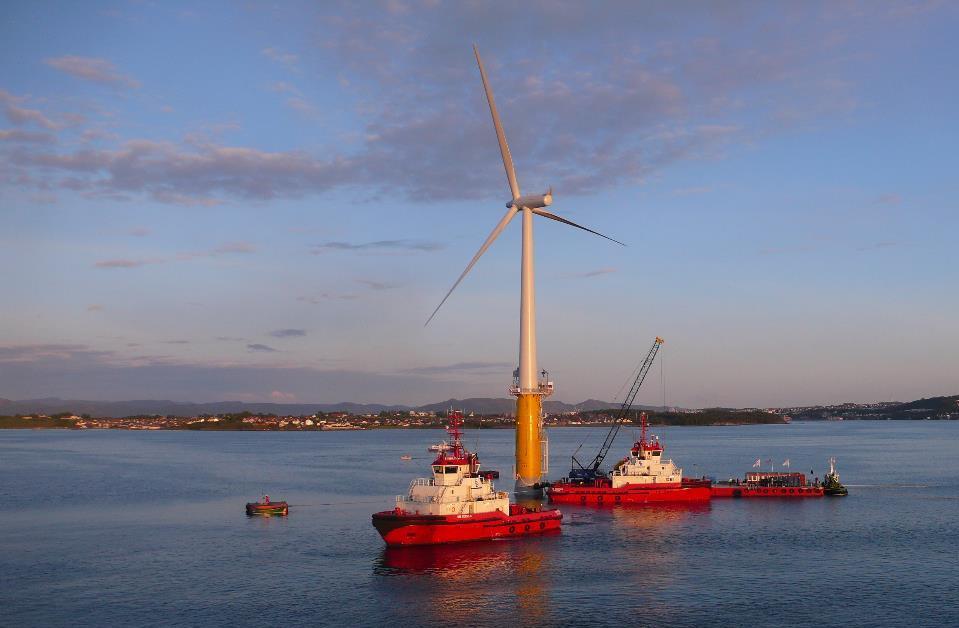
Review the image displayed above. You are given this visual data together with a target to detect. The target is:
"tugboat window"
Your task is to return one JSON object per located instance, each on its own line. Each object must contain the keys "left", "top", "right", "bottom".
{"left": 445, "top": 466, "right": 458, "bottom": 474}
{"left": 433, "top": 466, "right": 443, "bottom": 473}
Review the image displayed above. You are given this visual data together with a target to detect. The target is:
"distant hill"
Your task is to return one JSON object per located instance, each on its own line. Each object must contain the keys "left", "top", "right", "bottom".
{"left": 416, "top": 397, "right": 645, "bottom": 415}
{"left": 0, "top": 398, "right": 410, "bottom": 418}
{"left": 790, "top": 395, "right": 959, "bottom": 421}
{"left": 0, "top": 395, "right": 662, "bottom": 419}
{"left": 5, "top": 394, "right": 954, "bottom": 420}
{"left": 890, "top": 395, "right": 959, "bottom": 414}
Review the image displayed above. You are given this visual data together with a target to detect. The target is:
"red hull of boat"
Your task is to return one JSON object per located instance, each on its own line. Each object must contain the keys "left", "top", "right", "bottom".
{"left": 711, "top": 485, "right": 823, "bottom": 498}
{"left": 547, "top": 482, "right": 711, "bottom": 505}
{"left": 372, "top": 508, "right": 562, "bottom": 546}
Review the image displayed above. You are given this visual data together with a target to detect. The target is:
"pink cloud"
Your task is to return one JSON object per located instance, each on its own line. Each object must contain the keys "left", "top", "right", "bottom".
{"left": 45, "top": 56, "right": 140, "bottom": 88}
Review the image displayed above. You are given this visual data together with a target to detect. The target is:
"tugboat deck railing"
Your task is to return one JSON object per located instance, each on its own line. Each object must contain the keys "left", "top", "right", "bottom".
{"left": 396, "top": 489, "right": 510, "bottom": 505}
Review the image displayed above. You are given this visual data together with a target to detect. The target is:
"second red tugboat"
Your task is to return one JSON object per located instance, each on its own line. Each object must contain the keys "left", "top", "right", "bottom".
{"left": 372, "top": 411, "right": 562, "bottom": 546}
{"left": 547, "top": 412, "right": 711, "bottom": 505}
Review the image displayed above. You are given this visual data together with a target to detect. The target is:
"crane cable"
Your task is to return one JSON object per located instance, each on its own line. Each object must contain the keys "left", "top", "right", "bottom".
{"left": 585, "top": 353, "right": 645, "bottom": 455}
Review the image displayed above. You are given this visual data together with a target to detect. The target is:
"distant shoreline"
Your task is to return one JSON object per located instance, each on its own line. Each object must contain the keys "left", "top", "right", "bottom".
{"left": 2, "top": 417, "right": 955, "bottom": 432}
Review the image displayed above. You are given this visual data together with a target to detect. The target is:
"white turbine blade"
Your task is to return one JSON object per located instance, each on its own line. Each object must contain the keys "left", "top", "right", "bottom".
{"left": 531, "top": 208, "right": 626, "bottom": 246}
{"left": 474, "top": 45, "right": 521, "bottom": 200}
{"left": 425, "top": 206, "right": 519, "bottom": 326}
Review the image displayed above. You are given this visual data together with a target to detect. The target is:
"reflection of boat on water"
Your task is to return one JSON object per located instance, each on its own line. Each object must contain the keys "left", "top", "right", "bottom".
{"left": 372, "top": 410, "right": 562, "bottom": 545}
{"left": 379, "top": 539, "right": 517, "bottom": 573}
{"left": 608, "top": 501, "right": 711, "bottom": 532}
{"left": 376, "top": 529, "right": 552, "bottom": 625}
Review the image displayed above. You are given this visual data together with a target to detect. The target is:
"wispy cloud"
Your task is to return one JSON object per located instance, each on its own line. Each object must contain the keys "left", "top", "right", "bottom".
{"left": 311, "top": 239, "right": 442, "bottom": 254}
{"left": 45, "top": 56, "right": 140, "bottom": 88}
{"left": 247, "top": 343, "right": 278, "bottom": 353}
{"left": 875, "top": 193, "right": 902, "bottom": 206}
{"left": 86, "top": 304, "right": 103, "bottom": 312}
{"left": 355, "top": 279, "right": 398, "bottom": 290}
{"left": 270, "top": 390, "right": 297, "bottom": 402}
{"left": 297, "top": 293, "right": 360, "bottom": 304}
{"left": 269, "top": 82, "right": 316, "bottom": 114}
{"left": 285, "top": 97, "right": 317, "bottom": 115}
{"left": 0, "top": 343, "right": 115, "bottom": 363}
{"left": 261, "top": 47, "right": 298, "bottom": 68}
{"left": 4, "top": 5, "right": 944, "bottom": 209}
{"left": 128, "top": 226, "right": 151, "bottom": 237}
{"left": 0, "top": 89, "right": 58, "bottom": 130}
{"left": 95, "top": 241, "right": 255, "bottom": 268}
{"left": 17, "top": 139, "right": 352, "bottom": 202}
{"left": 403, "top": 361, "right": 513, "bottom": 375}
{"left": 270, "top": 81, "right": 300, "bottom": 95}
{"left": 758, "top": 245, "right": 820, "bottom": 256}
{"left": 94, "top": 258, "right": 161, "bottom": 269}
{"left": 856, "top": 240, "right": 899, "bottom": 252}
{"left": 211, "top": 241, "right": 256, "bottom": 255}
{"left": 0, "top": 342, "right": 453, "bottom": 404}
{"left": 269, "top": 329, "right": 307, "bottom": 338}
{"left": 0, "top": 129, "right": 56, "bottom": 144}
{"left": 575, "top": 267, "right": 617, "bottom": 278}
{"left": 672, "top": 186, "right": 713, "bottom": 196}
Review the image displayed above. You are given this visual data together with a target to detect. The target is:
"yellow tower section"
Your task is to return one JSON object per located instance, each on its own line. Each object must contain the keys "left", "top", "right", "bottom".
{"left": 515, "top": 393, "right": 543, "bottom": 485}
{"left": 511, "top": 369, "right": 552, "bottom": 491}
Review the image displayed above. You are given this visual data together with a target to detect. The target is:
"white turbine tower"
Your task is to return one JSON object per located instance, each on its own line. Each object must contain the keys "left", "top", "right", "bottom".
{"left": 426, "top": 46, "right": 624, "bottom": 494}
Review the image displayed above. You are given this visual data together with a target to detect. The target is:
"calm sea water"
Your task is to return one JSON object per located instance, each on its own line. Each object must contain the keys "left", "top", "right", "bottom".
{"left": 2, "top": 422, "right": 958, "bottom": 627}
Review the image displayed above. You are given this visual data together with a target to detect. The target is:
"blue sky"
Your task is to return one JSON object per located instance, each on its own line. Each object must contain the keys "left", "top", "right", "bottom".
{"left": 1, "top": 1, "right": 956, "bottom": 406}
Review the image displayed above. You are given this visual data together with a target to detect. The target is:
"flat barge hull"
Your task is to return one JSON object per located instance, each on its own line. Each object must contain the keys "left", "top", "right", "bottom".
{"left": 711, "top": 485, "right": 823, "bottom": 498}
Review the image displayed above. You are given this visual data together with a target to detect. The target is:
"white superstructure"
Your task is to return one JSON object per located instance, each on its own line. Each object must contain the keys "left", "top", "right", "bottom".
{"left": 610, "top": 415, "right": 683, "bottom": 488}
{"left": 394, "top": 410, "right": 510, "bottom": 516}
{"left": 396, "top": 460, "right": 510, "bottom": 517}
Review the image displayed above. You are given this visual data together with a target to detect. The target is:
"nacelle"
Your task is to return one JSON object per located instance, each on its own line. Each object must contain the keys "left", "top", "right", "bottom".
{"left": 508, "top": 191, "right": 553, "bottom": 209}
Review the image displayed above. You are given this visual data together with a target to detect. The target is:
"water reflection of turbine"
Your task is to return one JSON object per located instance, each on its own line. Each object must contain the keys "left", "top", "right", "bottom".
{"left": 606, "top": 502, "right": 710, "bottom": 581}
{"left": 609, "top": 501, "right": 711, "bottom": 534}
{"left": 376, "top": 538, "right": 556, "bottom": 624}
{"left": 378, "top": 542, "right": 512, "bottom": 575}
{"left": 516, "top": 546, "right": 547, "bottom": 626}
{"left": 376, "top": 543, "right": 509, "bottom": 624}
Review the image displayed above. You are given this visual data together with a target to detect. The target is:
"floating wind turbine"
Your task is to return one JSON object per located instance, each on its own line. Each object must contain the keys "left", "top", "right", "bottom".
{"left": 426, "top": 45, "right": 624, "bottom": 493}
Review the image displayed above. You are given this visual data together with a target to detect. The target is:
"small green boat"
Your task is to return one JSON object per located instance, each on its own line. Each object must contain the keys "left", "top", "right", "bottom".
{"left": 822, "top": 457, "right": 848, "bottom": 497}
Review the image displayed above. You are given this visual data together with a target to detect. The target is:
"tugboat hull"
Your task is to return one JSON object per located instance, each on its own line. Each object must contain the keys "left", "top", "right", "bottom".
{"left": 372, "top": 508, "right": 562, "bottom": 546}
{"left": 547, "top": 482, "right": 711, "bottom": 505}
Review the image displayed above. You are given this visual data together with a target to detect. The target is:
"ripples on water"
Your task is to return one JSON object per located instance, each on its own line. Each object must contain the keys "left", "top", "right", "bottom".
{"left": 2, "top": 422, "right": 958, "bottom": 627}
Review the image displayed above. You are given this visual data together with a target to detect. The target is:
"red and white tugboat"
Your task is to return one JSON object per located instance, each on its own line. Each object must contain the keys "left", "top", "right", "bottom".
{"left": 372, "top": 411, "right": 562, "bottom": 546}
{"left": 547, "top": 412, "right": 711, "bottom": 505}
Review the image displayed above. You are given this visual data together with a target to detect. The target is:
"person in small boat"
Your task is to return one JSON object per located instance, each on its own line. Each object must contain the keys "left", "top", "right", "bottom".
{"left": 263, "top": 495, "right": 270, "bottom": 505}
